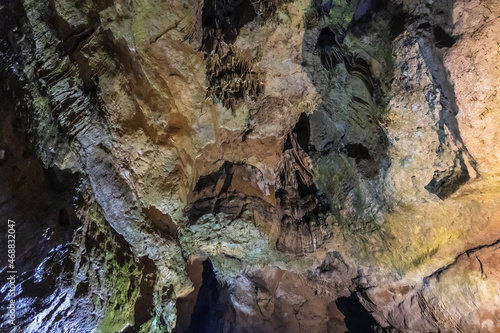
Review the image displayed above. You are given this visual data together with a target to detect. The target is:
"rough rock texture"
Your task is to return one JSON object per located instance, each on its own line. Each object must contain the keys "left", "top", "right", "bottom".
{"left": 1, "top": 0, "right": 500, "bottom": 332}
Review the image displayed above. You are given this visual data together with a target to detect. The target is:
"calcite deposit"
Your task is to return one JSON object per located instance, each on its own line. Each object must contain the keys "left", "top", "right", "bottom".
{"left": 1, "top": 0, "right": 500, "bottom": 332}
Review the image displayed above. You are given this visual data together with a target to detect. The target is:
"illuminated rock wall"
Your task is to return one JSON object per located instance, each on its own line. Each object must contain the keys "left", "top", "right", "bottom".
{"left": 1, "top": 0, "right": 500, "bottom": 332}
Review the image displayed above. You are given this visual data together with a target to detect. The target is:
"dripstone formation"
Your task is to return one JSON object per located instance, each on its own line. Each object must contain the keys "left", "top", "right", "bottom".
{"left": 1, "top": 0, "right": 500, "bottom": 332}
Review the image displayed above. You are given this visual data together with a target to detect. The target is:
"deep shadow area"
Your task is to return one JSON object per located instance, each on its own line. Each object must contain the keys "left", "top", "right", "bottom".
{"left": 0, "top": 97, "right": 82, "bottom": 275}
{"left": 336, "top": 295, "right": 378, "bottom": 332}
{"left": 201, "top": 0, "right": 257, "bottom": 51}
{"left": 173, "top": 259, "right": 234, "bottom": 333}
{"left": 185, "top": 259, "right": 220, "bottom": 333}
{"left": 0, "top": 94, "right": 83, "bottom": 329}
{"left": 133, "top": 256, "right": 157, "bottom": 329}
{"left": 433, "top": 26, "right": 456, "bottom": 48}
{"left": 294, "top": 112, "right": 311, "bottom": 153}
{"left": 343, "top": 143, "right": 371, "bottom": 162}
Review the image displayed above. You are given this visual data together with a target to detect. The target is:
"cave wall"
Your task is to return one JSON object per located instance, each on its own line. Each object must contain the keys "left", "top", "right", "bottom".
{"left": 1, "top": 0, "right": 500, "bottom": 332}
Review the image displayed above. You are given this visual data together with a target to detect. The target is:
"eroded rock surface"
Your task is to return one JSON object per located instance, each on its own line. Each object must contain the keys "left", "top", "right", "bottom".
{"left": 1, "top": 0, "right": 500, "bottom": 332}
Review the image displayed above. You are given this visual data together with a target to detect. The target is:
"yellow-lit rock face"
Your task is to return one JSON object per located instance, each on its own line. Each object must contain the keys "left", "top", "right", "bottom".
{"left": 373, "top": 0, "right": 500, "bottom": 273}
{"left": 2, "top": 0, "right": 500, "bottom": 331}
{"left": 421, "top": 242, "right": 500, "bottom": 333}
{"left": 447, "top": 0, "right": 500, "bottom": 177}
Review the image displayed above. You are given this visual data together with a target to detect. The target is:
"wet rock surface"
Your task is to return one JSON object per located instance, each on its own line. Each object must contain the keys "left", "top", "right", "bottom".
{"left": 1, "top": 0, "right": 500, "bottom": 332}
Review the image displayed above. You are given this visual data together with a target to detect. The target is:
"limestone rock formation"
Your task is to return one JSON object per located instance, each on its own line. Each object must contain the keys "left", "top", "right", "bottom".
{"left": 1, "top": 0, "right": 500, "bottom": 332}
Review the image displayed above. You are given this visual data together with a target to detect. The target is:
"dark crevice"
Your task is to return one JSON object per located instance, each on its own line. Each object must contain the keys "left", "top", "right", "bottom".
{"left": 293, "top": 113, "right": 311, "bottom": 152}
{"left": 336, "top": 295, "right": 379, "bottom": 332}
{"left": 193, "top": 167, "right": 226, "bottom": 193}
{"left": 133, "top": 256, "right": 157, "bottom": 330}
{"left": 64, "top": 26, "right": 98, "bottom": 58}
{"left": 283, "top": 135, "right": 294, "bottom": 151}
{"left": 389, "top": 9, "right": 408, "bottom": 39}
{"left": 417, "top": 22, "right": 431, "bottom": 30}
{"left": 316, "top": 27, "right": 343, "bottom": 72}
{"left": 433, "top": 26, "right": 456, "bottom": 48}
{"left": 186, "top": 259, "right": 219, "bottom": 333}
{"left": 476, "top": 256, "right": 486, "bottom": 279}
{"left": 343, "top": 143, "right": 371, "bottom": 162}
{"left": 295, "top": 170, "right": 311, "bottom": 199}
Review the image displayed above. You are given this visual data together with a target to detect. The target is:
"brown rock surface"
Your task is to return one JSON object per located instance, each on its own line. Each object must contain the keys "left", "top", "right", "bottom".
{"left": 1, "top": 0, "right": 500, "bottom": 332}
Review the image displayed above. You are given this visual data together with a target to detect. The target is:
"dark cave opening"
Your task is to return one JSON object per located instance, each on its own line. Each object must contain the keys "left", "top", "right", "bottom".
{"left": 186, "top": 259, "right": 220, "bottom": 333}
{"left": 389, "top": 9, "right": 408, "bottom": 39}
{"left": 336, "top": 295, "right": 378, "bottom": 332}
{"left": 433, "top": 26, "right": 456, "bottom": 48}
{"left": 174, "top": 258, "right": 234, "bottom": 333}
{"left": 293, "top": 112, "right": 311, "bottom": 153}
{"left": 58, "top": 208, "right": 70, "bottom": 226}
{"left": 316, "top": 27, "right": 339, "bottom": 50}
{"left": 133, "top": 256, "right": 157, "bottom": 329}
{"left": 296, "top": 170, "right": 312, "bottom": 199}
{"left": 343, "top": 143, "right": 371, "bottom": 162}
{"left": 316, "top": 27, "right": 343, "bottom": 71}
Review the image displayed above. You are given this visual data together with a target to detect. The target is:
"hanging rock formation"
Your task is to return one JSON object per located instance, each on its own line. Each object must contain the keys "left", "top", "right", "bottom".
{"left": 1, "top": 0, "right": 500, "bottom": 332}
